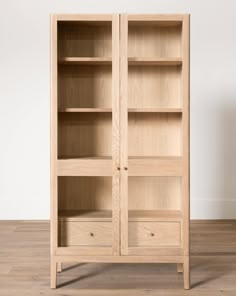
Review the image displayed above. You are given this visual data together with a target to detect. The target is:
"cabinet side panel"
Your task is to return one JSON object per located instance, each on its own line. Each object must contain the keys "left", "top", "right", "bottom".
{"left": 112, "top": 14, "right": 120, "bottom": 256}
{"left": 120, "top": 14, "right": 128, "bottom": 255}
{"left": 182, "top": 15, "right": 190, "bottom": 256}
{"left": 51, "top": 15, "right": 58, "bottom": 254}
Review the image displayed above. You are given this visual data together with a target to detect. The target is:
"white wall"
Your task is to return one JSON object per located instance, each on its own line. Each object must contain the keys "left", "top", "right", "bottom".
{"left": 0, "top": 0, "right": 236, "bottom": 219}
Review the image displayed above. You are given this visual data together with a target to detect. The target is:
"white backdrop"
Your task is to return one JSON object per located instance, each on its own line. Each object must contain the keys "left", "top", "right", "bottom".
{"left": 0, "top": 0, "right": 236, "bottom": 219}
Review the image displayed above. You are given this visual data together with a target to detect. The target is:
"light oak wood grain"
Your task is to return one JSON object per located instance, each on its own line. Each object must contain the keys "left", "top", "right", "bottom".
{"left": 128, "top": 113, "right": 182, "bottom": 156}
{"left": 58, "top": 65, "right": 112, "bottom": 109}
{"left": 111, "top": 14, "right": 120, "bottom": 256}
{"left": 128, "top": 157, "right": 183, "bottom": 176}
{"left": 57, "top": 159, "right": 112, "bottom": 176}
{"left": 120, "top": 13, "right": 129, "bottom": 256}
{"left": 59, "top": 221, "right": 112, "bottom": 246}
{"left": 58, "top": 22, "right": 112, "bottom": 58}
{"left": 128, "top": 221, "right": 181, "bottom": 247}
{"left": 128, "top": 24, "right": 181, "bottom": 58}
{"left": 2, "top": 220, "right": 236, "bottom": 294}
{"left": 182, "top": 14, "right": 190, "bottom": 290}
{"left": 58, "top": 57, "right": 112, "bottom": 65}
{"left": 51, "top": 13, "right": 190, "bottom": 289}
{"left": 58, "top": 177, "right": 112, "bottom": 210}
{"left": 58, "top": 113, "right": 112, "bottom": 158}
{"left": 128, "top": 58, "right": 182, "bottom": 66}
{"left": 128, "top": 66, "right": 182, "bottom": 108}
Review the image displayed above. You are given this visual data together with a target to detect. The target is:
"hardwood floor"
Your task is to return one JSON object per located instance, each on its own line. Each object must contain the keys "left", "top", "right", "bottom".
{"left": 0, "top": 220, "right": 236, "bottom": 295}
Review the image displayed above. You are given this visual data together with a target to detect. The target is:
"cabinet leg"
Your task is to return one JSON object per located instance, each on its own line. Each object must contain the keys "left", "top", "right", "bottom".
{"left": 177, "top": 263, "right": 183, "bottom": 273}
{"left": 57, "top": 262, "right": 62, "bottom": 273}
{"left": 183, "top": 257, "right": 190, "bottom": 290}
{"left": 50, "top": 258, "right": 57, "bottom": 289}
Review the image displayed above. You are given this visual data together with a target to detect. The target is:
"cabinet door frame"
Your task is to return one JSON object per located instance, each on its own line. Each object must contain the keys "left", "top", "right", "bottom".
{"left": 51, "top": 14, "right": 120, "bottom": 257}
{"left": 119, "top": 14, "right": 189, "bottom": 257}
{"left": 120, "top": 14, "right": 129, "bottom": 255}
{"left": 111, "top": 13, "right": 120, "bottom": 256}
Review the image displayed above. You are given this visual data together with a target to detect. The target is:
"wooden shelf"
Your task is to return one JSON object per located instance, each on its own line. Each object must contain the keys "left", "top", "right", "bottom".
{"left": 59, "top": 210, "right": 112, "bottom": 222}
{"left": 129, "top": 210, "right": 182, "bottom": 222}
{"left": 129, "top": 156, "right": 182, "bottom": 160}
{"left": 58, "top": 108, "right": 182, "bottom": 113}
{"left": 58, "top": 57, "right": 112, "bottom": 65}
{"left": 59, "top": 210, "right": 182, "bottom": 222}
{"left": 128, "top": 108, "right": 182, "bottom": 113}
{"left": 128, "top": 57, "right": 182, "bottom": 66}
{"left": 58, "top": 156, "right": 181, "bottom": 160}
{"left": 58, "top": 108, "right": 112, "bottom": 113}
{"left": 58, "top": 156, "right": 112, "bottom": 160}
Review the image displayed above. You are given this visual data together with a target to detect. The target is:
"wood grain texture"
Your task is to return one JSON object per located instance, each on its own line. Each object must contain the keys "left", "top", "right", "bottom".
{"left": 58, "top": 57, "right": 112, "bottom": 65}
{"left": 128, "top": 113, "right": 182, "bottom": 156}
{"left": 58, "top": 108, "right": 112, "bottom": 112}
{"left": 128, "top": 58, "right": 182, "bottom": 66}
{"left": 58, "top": 65, "right": 112, "bottom": 109}
{"left": 128, "top": 25, "right": 181, "bottom": 58}
{"left": 58, "top": 209, "right": 182, "bottom": 222}
{"left": 51, "top": 13, "right": 190, "bottom": 289}
{"left": 57, "top": 159, "right": 112, "bottom": 176}
{"left": 58, "top": 177, "right": 112, "bottom": 211}
{"left": 56, "top": 14, "right": 113, "bottom": 21}
{"left": 120, "top": 14, "right": 129, "bottom": 256}
{"left": 128, "top": 66, "right": 182, "bottom": 108}
{"left": 111, "top": 14, "right": 120, "bottom": 256}
{"left": 1, "top": 220, "right": 236, "bottom": 294}
{"left": 128, "top": 221, "right": 181, "bottom": 247}
{"left": 128, "top": 158, "right": 183, "bottom": 176}
{"left": 58, "top": 113, "right": 112, "bottom": 158}
{"left": 128, "top": 177, "right": 182, "bottom": 210}
{"left": 128, "top": 14, "right": 184, "bottom": 22}
{"left": 58, "top": 22, "right": 111, "bottom": 58}
{"left": 59, "top": 221, "right": 112, "bottom": 246}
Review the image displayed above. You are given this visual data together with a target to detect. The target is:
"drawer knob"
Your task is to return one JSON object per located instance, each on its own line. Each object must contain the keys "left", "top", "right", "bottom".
{"left": 124, "top": 167, "right": 128, "bottom": 170}
{"left": 90, "top": 233, "right": 94, "bottom": 237}
{"left": 117, "top": 167, "right": 120, "bottom": 170}
{"left": 150, "top": 233, "right": 155, "bottom": 236}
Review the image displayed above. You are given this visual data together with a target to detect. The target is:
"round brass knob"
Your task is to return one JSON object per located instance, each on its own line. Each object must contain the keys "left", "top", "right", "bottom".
{"left": 117, "top": 167, "right": 120, "bottom": 170}
{"left": 90, "top": 233, "right": 94, "bottom": 237}
{"left": 124, "top": 167, "right": 128, "bottom": 170}
{"left": 150, "top": 233, "right": 155, "bottom": 236}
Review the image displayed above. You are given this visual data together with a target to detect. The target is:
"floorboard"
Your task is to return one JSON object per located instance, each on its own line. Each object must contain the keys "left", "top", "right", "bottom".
{"left": 0, "top": 220, "right": 236, "bottom": 295}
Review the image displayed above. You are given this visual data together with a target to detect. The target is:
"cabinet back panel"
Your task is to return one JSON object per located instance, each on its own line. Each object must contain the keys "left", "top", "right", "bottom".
{"left": 58, "top": 65, "right": 112, "bottom": 108}
{"left": 128, "top": 24, "right": 182, "bottom": 58}
{"left": 128, "top": 113, "right": 182, "bottom": 156}
{"left": 58, "top": 113, "right": 112, "bottom": 158}
{"left": 58, "top": 177, "right": 112, "bottom": 210}
{"left": 128, "top": 177, "right": 181, "bottom": 210}
{"left": 58, "top": 22, "right": 112, "bottom": 58}
{"left": 128, "top": 66, "right": 182, "bottom": 108}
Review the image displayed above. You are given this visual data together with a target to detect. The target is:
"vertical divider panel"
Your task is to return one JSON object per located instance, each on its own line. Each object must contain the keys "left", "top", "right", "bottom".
{"left": 50, "top": 15, "right": 58, "bottom": 255}
{"left": 112, "top": 14, "right": 120, "bottom": 255}
{"left": 182, "top": 15, "right": 190, "bottom": 257}
{"left": 120, "top": 14, "right": 128, "bottom": 255}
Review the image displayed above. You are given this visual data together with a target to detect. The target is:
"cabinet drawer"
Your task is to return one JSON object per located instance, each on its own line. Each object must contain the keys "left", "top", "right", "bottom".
{"left": 128, "top": 222, "right": 181, "bottom": 247}
{"left": 59, "top": 222, "right": 112, "bottom": 246}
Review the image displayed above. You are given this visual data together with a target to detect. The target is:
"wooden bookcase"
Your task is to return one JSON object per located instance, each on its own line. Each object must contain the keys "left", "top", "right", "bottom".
{"left": 51, "top": 14, "right": 190, "bottom": 289}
